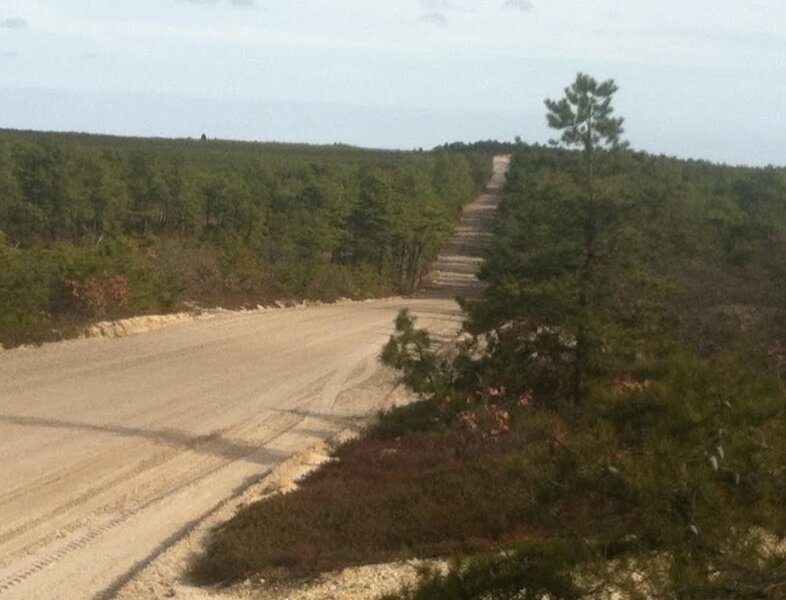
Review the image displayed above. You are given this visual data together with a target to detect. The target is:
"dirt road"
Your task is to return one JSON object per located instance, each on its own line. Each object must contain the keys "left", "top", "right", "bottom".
{"left": 0, "top": 156, "right": 509, "bottom": 600}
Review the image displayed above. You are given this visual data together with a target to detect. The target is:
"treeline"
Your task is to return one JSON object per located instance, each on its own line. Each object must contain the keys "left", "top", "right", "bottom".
{"left": 0, "top": 130, "right": 490, "bottom": 346}
{"left": 435, "top": 139, "right": 520, "bottom": 154}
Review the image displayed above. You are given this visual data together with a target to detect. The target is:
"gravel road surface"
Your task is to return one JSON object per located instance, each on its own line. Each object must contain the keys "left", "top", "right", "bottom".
{"left": 0, "top": 156, "right": 508, "bottom": 600}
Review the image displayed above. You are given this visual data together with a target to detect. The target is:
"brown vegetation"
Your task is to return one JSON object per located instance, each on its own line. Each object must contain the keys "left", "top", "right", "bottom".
{"left": 188, "top": 411, "right": 537, "bottom": 585}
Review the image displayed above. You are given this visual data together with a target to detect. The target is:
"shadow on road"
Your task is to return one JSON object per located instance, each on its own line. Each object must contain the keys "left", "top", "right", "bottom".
{"left": 0, "top": 414, "right": 287, "bottom": 465}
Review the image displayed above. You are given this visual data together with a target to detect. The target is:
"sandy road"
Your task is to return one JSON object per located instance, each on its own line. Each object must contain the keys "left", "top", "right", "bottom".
{"left": 0, "top": 156, "right": 509, "bottom": 600}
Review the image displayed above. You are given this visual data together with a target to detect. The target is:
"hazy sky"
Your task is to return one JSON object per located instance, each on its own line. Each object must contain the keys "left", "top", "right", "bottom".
{"left": 0, "top": 1, "right": 784, "bottom": 165}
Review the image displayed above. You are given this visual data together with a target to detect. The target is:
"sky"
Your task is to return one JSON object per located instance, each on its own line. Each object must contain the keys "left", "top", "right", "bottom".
{"left": 0, "top": 0, "right": 785, "bottom": 165}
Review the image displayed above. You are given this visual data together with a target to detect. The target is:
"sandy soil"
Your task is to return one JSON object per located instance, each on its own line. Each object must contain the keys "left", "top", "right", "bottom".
{"left": 0, "top": 156, "right": 509, "bottom": 600}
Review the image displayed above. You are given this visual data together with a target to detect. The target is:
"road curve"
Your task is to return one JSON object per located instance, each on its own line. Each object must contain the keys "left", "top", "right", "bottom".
{"left": 0, "top": 155, "right": 509, "bottom": 599}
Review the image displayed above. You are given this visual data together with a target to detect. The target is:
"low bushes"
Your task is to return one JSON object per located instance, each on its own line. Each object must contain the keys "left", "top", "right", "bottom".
{"left": 0, "top": 234, "right": 395, "bottom": 348}
{"left": 0, "top": 235, "right": 176, "bottom": 346}
{"left": 188, "top": 417, "right": 537, "bottom": 585}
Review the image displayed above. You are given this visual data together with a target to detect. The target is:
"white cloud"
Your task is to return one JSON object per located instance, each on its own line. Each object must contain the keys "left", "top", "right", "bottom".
{"left": 419, "top": 12, "right": 449, "bottom": 25}
{"left": 419, "top": 0, "right": 462, "bottom": 11}
{"left": 0, "top": 17, "right": 28, "bottom": 29}
{"left": 180, "top": 0, "right": 258, "bottom": 7}
{"left": 503, "top": 0, "right": 533, "bottom": 12}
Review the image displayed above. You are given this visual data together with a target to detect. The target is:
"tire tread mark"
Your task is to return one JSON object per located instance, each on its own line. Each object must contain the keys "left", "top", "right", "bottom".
{"left": 0, "top": 412, "right": 306, "bottom": 596}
